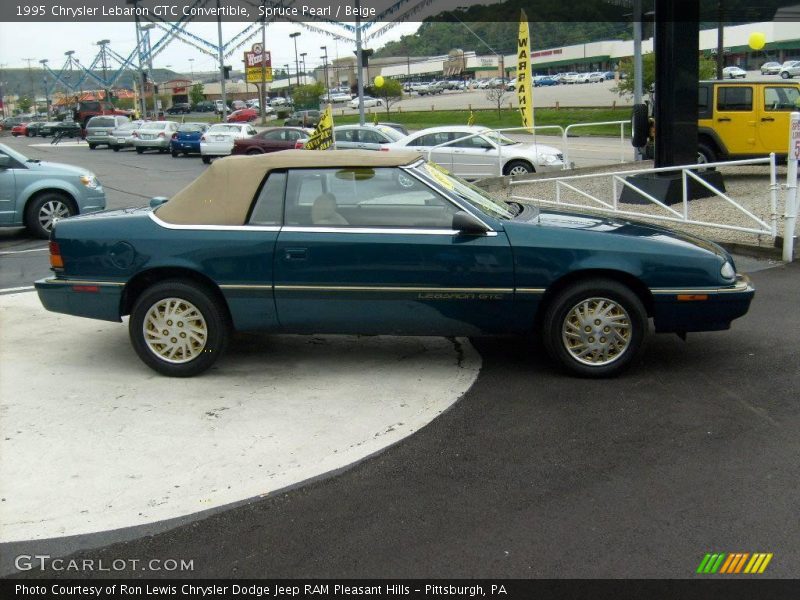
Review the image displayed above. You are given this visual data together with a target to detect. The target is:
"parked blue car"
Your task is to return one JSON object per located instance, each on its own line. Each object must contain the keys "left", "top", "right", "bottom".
{"left": 535, "top": 76, "right": 559, "bottom": 87}
{"left": 0, "top": 143, "right": 106, "bottom": 238}
{"left": 36, "top": 150, "right": 754, "bottom": 377}
{"left": 170, "top": 122, "right": 209, "bottom": 157}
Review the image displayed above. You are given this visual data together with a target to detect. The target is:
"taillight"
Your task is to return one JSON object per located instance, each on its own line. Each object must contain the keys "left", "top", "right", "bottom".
{"left": 379, "top": 147, "right": 389, "bottom": 152}
{"left": 294, "top": 141, "right": 304, "bottom": 149}
{"left": 200, "top": 135, "right": 206, "bottom": 141}
{"left": 171, "top": 132, "right": 177, "bottom": 140}
{"left": 158, "top": 132, "right": 165, "bottom": 138}
{"left": 49, "top": 241, "right": 64, "bottom": 269}
{"left": 132, "top": 131, "right": 138, "bottom": 138}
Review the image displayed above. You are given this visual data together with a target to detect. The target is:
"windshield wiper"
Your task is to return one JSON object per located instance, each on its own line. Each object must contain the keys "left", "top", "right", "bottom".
{"left": 26, "top": 158, "right": 41, "bottom": 163}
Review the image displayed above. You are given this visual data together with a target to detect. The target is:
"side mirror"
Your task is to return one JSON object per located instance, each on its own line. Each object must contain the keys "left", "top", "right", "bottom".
{"left": 0, "top": 155, "right": 10, "bottom": 169}
{"left": 452, "top": 210, "right": 489, "bottom": 235}
{"left": 149, "top": 196, "right": 169, "bottom": 208}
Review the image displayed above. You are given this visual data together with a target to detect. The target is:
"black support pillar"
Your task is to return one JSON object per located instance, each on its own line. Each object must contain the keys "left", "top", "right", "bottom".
{"left": 654, "top": 0, "right": 699, "bottom": 168}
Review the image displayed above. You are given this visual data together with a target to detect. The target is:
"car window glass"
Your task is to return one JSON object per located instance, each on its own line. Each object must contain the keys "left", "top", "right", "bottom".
{"left": 359, "top": 130, "right": 385, "bottom": 144}
{"left": 262, "top": 130, "right": 283, "bottom": 141}
{"left": 87, "top": 117, "right": 116, "bottom": 128}
{"left": 249, "top": 171, "right": 286, "bottom": 226}
{"left": 335, "top": 129, "right": 356, "bottom": 142}
{"left": 717, "top": 86, "right": 752, "bottom": 111}
{"left": 764, "top": 86, "right": 800, "bottom": 111}
{"left": 285, "top": 130, "right": 302, "bottom": 141}
{"left": 450, "top": 133, "right": 493, "bottom": 149}
{"left": 285, "top": 168, "right": 457, "bottom": 228}
{"left": 698, "top": 86, "right": 710, "bottom": 116}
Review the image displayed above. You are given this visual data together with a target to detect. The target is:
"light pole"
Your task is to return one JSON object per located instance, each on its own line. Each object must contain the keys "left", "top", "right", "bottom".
{"left": 320, "top": 46, "right": 330, "bottom": 103}
{"left": 0, "top": 62, "right": 6, "bottom": 118}
{"left": 189, "top": 58, "right": 194, "bottom": 81}
{"left": 285, "top": 64, "right": 291, "bottom": 99}
{"left": 290, "top": 32, "right": 301, "bottom": 87}
{"left": 127, "top": 0, "right": 147, "bottom": 117}
{"left": 300, "top": 53, "right": 307, "bottom": 84}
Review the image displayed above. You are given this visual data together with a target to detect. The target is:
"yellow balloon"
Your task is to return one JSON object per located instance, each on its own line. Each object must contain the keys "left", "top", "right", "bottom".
{"left": 749, "top": 32, "right": 766, "bottom": 50}
{"left": 374, "top": 75, "right": 385, "bottom": 88}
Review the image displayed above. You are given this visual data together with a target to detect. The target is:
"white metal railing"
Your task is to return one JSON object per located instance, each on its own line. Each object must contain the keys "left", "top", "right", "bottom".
{"left": 424, "top": 121, "right": 629, "bottom": 177}
{"left": 509, "top": 155, "right": 780, "bottom": 238}
{"left": 563, "top": 120, "right": 630, "bottom": 166}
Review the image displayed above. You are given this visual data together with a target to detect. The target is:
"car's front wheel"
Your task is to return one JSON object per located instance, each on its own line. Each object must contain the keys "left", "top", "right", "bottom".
{"left": 136, "top": 147, "right": 144, "bottom": 154}
{"left": 503, "top": 160, "right": 534, "bottom": 176}
{"left": 542, "top": 278, "right": 647, "bottom": 377}
{"left": 25, "top": 192, "right": 75, "bottom": 239}
{"left": 129, "top": 280, "right": 230, "bottom": 377}
{"left": 781, "top": 71, "right": 791, "bottom": 79}
{"left": 202, "top": 156, "right": 211, "bottom": 164}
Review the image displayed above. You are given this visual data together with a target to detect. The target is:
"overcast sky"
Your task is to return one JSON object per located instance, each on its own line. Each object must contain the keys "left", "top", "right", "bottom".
{"left": 0, "top": 21, "right": 421, "bottom": 74}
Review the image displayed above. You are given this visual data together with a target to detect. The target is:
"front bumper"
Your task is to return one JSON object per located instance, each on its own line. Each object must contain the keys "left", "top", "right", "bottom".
{"left": 651, "top": 274, "right": 755, "bottom": 333}
{"left": 36, "top": 277, "right": 124, "bottom": 323}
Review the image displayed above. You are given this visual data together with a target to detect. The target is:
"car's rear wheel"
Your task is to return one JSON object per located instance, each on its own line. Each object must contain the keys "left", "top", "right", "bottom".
{"left": 171, "top": 149, "right": 178, "bottom": 157}
{"left": 136, "top": 147, "right": 144, "bottom": 154}
{"left": 129, "top": 280, "right": 230, "bottom": 377}
{"left": 202, "top": 156, "right": 211, "bottom": 164}
{"left": 542, "top": 279, "right": 647, "bottom": 377}
{"left": 697, "top": 141, "right": 718, "bottom": 169}
{"left": 503, "top": 160, "right": 534, "bottom": 176}
{"left": 25, "top": 192, "right": 75, "bottom": 239}
{"left": 112, "top": 146, "right": 120, "bottom": 152}
{"left": 781, "top": 71, "right": 791, "bottom": 79}
{"left": 88, "top": 143, "right": 96, "bottom": 150}
{"left": 246, "top": 148, "right": 262, "bottom": 155}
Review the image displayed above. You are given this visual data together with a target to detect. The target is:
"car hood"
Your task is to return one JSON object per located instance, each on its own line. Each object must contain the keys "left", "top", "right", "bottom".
{"left": 506, "top": 209, "right": 729, "bottom": 259}
{"left": 26, "top": 161, "right": 93, "bottom": 178}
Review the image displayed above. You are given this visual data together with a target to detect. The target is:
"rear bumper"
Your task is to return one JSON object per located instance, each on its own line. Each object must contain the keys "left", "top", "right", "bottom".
{"left": 35, "top": 278, "right": 124, "bottom": 323}
{"left": 651, "top": 275, "right": 755, "bottom": 333}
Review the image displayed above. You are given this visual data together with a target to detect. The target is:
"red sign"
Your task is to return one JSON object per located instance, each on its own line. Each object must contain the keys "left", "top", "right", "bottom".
{"left": 244, "top": 51, "right": 271, "bottom": 68}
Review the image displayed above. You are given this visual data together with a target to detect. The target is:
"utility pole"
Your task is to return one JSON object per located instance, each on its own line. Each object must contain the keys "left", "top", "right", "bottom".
{"left": 716, "top": 0, "right": 724, "bottom": 79}
{"left": 0, "top": 63, "right": 7, "bottom": 118}
{"left": 97, "top": 39, "right": 111, "bottom": 102}
{"left": 300, "top": 53, "right": 307, "bottom": 83}
{"left": 259, "top": 0, "right": 266, "bottom": 124}
{"left": 22, "top": 57, "right": 36, "bottom": 109}
{"left": 127, "top": 0, "right": 147, "bottom": 118}
{"left": 321, "top": 46, "right": 330, "bottom": 103}
{"left": 40, "top": 59, "right": 50, "bottom": 116}
{"left": 355, "top": 0, "right": 365, "bottom": 125}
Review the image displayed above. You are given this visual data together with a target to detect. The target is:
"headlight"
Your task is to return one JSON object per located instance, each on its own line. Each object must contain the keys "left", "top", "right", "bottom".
{"left": 80, "top": 174, "right": 99, "bottom": 189}
{"left": 538, "top": 153, "right": 558, "bottom": 164}
{"left": 720, "top": 261, "right": 736, "bottom": 280}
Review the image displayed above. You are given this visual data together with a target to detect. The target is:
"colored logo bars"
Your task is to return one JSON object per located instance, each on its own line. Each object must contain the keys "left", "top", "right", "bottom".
{"left": 697, "top": 552, "right": 773, "bottom": 574}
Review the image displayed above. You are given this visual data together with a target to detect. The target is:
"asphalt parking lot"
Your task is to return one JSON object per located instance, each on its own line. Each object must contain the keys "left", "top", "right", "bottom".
{"left": 0, "top": 131, "right": 797, "bottom": 578}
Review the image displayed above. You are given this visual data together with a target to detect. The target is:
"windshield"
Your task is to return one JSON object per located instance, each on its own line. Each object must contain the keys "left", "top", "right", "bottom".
{"left": 415, "top": 161, "right": 514, "bottom": 220}
{"left": 208, "top": 124, "right": 243, "bottom": 133}
{"left": 141, "top": 122, "right": 167, "bottom": 130}
{"left": 178, "top": 124, "right": 205, "bottom": 132}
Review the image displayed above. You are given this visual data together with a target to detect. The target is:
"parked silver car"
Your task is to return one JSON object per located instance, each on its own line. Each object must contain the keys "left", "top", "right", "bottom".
{"left": 108, "top": 120, "right": 146, "bottom": 151}
{"left": 85, "top": 115, "right": 131, "bottom": 149}
{"left": 331, "top": 124, "right": 405, "bottom": 150}
{"left": 132, "top": 120, "right": 179, "bottom": 154}
{"left": 779, "top": 60, "right": 800, "bottom": 79}
{"left": 0, "top": 142, "right": 106, "bottom": 238}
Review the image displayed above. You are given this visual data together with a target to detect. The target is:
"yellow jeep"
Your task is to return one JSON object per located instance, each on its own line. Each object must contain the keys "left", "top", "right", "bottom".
{"left": 697, "top": 79, "right": 800, "bottom": 163}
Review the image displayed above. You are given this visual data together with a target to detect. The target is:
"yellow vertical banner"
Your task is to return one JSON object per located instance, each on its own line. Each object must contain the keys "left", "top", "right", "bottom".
{"left": 304, "top": 104, "right": 335, "bottom": 150}
{"left": 517, "top": 10, "right": 534, "bottom": 132}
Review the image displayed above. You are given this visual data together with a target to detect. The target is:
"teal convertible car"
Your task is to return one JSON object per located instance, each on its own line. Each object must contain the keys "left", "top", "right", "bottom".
{"left": 36, "top": 150, "right": 754, "bottom": 377}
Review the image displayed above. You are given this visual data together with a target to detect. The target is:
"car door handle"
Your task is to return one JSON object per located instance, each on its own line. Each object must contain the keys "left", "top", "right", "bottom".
{"left": 761, "top": 117, "right": 775, "bottom": 122}
{"left": 717, "top": 117, "right": 732, "bottom": 122}
{"left": 283, "top": 248, "right": 308, "bottom": 261}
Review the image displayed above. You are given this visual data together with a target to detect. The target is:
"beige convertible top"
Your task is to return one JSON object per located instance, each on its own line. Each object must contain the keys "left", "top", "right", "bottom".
{"left": 155, "top": 149, "right": 423, "bottom": 226}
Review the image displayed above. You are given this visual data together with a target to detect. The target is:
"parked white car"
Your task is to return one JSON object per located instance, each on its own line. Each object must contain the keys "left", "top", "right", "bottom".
{"left": 386, "top": 126, "right": 564, "bottom": 179}
{"left": 779, "top": 60, "right": 800, "bottom": 79}
{"left": 326, "top": 92, "right": 353, "bottom": 103}
{"left": 760, "top": 61, "right": 782, "bottom": 75}
{"left": 132, "top": 120, "right": 179, "bottom": 154}
{"left": 587, "top": 72, "right": 605, "bottom": 83}
{"left": 348, "top": 96, "right": 384, "bottom": 109}
{"left": 200, "top": 123, "right": 257, "bottom": 163}
{"left": 722, "top": 66, "right": 747, "bottom": 79}
{"left": 560, "top": 72, "right": 581, "bottom": 84}
{"left": 269, "top": 97, "right": 289, "bottom": 106}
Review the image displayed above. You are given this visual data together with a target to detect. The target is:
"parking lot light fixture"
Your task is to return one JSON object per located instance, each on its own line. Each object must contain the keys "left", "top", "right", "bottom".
{"left": 290, "top": 32, "right": 301, "bottom": 87}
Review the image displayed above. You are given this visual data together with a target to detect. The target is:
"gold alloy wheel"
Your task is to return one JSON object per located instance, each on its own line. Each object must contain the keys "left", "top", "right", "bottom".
{"left": 142, "top": 298, "right": 208, "bottom": 364}
{"left": 561, "top": 297, "right": 632, "bottom": 366}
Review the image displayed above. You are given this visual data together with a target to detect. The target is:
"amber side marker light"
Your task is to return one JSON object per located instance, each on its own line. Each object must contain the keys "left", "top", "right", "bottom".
{"left": 677, "top": 294, "right": 709, "bottom": 301}
{"left": 49, "top": 241, "right": 64, "bottom": 269}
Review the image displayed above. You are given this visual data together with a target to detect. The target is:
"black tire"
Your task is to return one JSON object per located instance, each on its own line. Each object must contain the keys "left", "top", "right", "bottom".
{"left": 129, "top": 280, "right": 230, "bottom": 377}
{"left": 88, "top": 143, "right": 96, "bottom": 150}
{"left": 202, "top": 156, "right": 211, "bottom": 164}
{"left": 246, "top": 148, "right": 262, "bottom": 155}
{"left": 542, "top": 278, "right": 648, "bottom": 377}
{"left": 25, "top": 191, "right": 75, "bottom": 239}
{"left": 503, "top": 160, "right": 534, "bottom": 176}
{"left": 158, "top": 148, "right": 166, "bottom": 154}
{"left": 697, "top": 141, "right": 717, "bottom": 166}
{"left": 780, "top": 71, "right": 790, "bottom": 79}
{"left": 631, "top": 103, "right": 649, "bottom": 148}
{"left": 171, "top": 150, "right": 179, "bottom": 157}
{"left": 136, "top": 147, "right": 144, "bottom": 154}
{"left": 112, "top": 146, "right": 120, "bottom": 152}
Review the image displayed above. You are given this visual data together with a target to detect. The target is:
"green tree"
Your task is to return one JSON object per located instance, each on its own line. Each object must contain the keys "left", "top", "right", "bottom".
{"left": 614, "top": 52, "right": 717, "bottom": 101}
{"left": 366, "top": 79, "right": 403, "bottom": 117}
{"left": 189, "top": 83, "right": 205, "bottom": 106}
{"left": 17, "top": 96, "right": 32, "bottom": 113}
{"left": 293, "top": 81, "right": 325, "bottom": 110}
